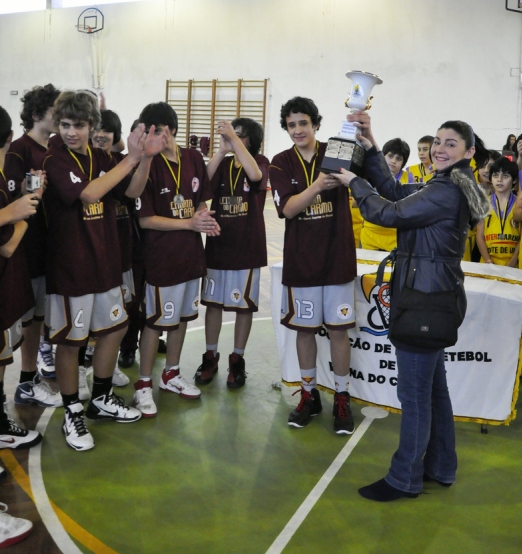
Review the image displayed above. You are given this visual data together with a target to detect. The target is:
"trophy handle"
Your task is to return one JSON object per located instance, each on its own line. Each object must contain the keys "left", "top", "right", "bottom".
{"left": 365, "top": 95, "right": 374, "bottom": 111}
{"left": 344, "top": 94, "right": 351, "bottom": 109}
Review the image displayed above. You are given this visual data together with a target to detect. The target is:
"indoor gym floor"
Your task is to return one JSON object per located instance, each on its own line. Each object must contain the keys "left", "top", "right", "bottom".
{"left": 1, "top": 196, "right": 521, "bottom": 553}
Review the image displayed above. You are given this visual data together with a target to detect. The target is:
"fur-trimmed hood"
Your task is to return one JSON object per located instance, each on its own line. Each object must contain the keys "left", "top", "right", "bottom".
{"left": 450, "top": 168, "right": 490, "bottom": 226}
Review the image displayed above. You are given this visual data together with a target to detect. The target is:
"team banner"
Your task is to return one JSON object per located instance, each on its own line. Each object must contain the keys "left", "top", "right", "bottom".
{"left": 270, "top": 253, "right": 522, "bottom": 425}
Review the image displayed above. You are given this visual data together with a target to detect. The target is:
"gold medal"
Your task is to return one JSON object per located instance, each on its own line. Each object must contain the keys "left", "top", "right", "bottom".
{"left": 174, "top": 194, "right": 185, "bottom": 206}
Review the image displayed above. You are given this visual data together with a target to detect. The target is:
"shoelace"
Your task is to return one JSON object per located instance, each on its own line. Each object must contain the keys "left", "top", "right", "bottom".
{"left": 292, "top": 388, "right": 312, "bottom": 411}
{"left": 336, "top": 395, "right": 349, "bottom": 419}
{"left": 68, "top": 409, "right": 89, "bottom": 436}
{"left": 107, "top": 392, "right": 126, "bottom": 408}
{"left": 39, "top": 346, "right": 54, "bottom": 366}
{"left": 35, "top": 380, "right": 54, "bottom": 395}
{"left": 173, "top": 375, "right": 191, "bottom": 388}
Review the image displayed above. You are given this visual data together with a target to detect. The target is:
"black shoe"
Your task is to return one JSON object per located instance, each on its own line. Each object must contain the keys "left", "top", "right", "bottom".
{"left": 358, "top": 478, "right": 419, "bottom": 502}
{"left": 423, "top": 473, "right": 453, "bottom": 487}
{"left": 333, "top": 391, "right": 355, "bottom": 435}
{"left": 195, "top": 351, "right": 219, "bottom": 385}
{"left": 118, "top": 350, "right": 136, "bottom": 369}
{"left": 288, "top": 388, "right": 322, "bottom": 428}
{"left": 157, "top": 339, "right": 167, "bottom": 354}
{"left": 227, "top": 353, "right": 246, "bottom": 389}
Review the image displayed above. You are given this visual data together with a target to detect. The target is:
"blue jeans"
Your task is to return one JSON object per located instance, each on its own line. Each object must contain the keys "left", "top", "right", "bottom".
{"left": 385, "top": 348, "right": 457, "bottom": 493}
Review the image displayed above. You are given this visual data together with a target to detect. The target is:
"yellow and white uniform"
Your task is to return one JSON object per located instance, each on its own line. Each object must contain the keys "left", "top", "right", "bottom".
{"left": 481, "top": 197, "right": 520, "bottom": 266}
{"left": 360, "top": 168, "right": 408, "bottom": 251}
{"left": 406, "top": 163, "right": 434, "bottom": 183}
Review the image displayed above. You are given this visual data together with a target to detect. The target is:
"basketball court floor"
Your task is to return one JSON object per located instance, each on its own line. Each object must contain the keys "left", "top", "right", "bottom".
{"left": 1, "top": 197, "right": 521, "bottom": 553}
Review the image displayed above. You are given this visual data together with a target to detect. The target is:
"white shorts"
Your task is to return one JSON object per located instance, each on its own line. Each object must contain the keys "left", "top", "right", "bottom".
{"left": 201, "top": 268, "right": 260, "bottom": 313}
{"left": 144, "top": 279, "right": 200, "bottom": 331}
{"left": 45, "top": 286, "right": 128, "bottom": 346}
{"left": 281, "top": 282, "right": 356, "bottom": 332}
{"left": 22, "top": 276, "right": 46, "bottom": 325}
{"left": 0, "top": 319, "right": 24, "bottom": 365}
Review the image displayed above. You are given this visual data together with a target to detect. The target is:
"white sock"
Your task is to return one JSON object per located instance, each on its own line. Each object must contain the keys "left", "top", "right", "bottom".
{"left": 206, "top": 344, "right": 218, "bottom": 356}
{"left": 139, "top": 376, "right": 151, "bottom": 382}
{"left": 300, "top": 368, "right": 317, "bottom": 392}
{"left": 334, "top": 373, "right": 349, "bottom": 393}
{"left": 233, "top": 347, "right": 244, "bottom": 356}
{"left": 165, "top": 365, "right": 180, "bottom": 372}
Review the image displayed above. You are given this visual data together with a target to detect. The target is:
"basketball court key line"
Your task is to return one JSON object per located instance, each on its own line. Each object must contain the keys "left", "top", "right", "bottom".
{"left": 266, "top": 407, "right": 389, "bottom": 554}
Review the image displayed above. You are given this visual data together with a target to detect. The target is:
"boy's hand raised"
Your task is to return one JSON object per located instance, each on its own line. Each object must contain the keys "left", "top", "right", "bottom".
{"left": 127, "top": 123, "right": 147, "bottom": 164}
{"left": 143, "top": 125, "right": 169, "bottom": 158}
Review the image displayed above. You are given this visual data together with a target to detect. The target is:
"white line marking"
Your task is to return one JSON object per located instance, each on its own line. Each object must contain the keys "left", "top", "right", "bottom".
{"left": 266, "top": 408, "right": 388, "bottom": 554}
{"left": 29, "top": 407, "right": 83, "bottom": 554}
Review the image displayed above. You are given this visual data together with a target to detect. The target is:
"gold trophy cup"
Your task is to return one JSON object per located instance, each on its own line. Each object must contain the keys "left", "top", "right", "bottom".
{"left": 320, "top": 70, "right": 383, "bottom": 176}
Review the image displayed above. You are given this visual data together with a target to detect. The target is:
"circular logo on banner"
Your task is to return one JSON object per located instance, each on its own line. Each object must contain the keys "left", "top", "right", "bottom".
{"left": 110, "top": 304, "right": 123, "bottom": 321}
{"left": 243, "top": 178, "right": 250, "bottom": 192}
{"left": 337, "top": 304, "right": 353, "bottom": 320}
{"left": 192, "top": 297, "right": 199, "bottom": 311}
{"left": 192, "top": 177, "right": 200, "bottom": 192}
{"left": 230, "top": 289, "right": 241, "bottom": 303}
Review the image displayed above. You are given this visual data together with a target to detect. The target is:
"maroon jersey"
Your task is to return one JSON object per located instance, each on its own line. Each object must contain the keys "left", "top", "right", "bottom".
{"left": 205, "top": 154, "right": 268, "bottom": 270}
{"left": 0, "top": 174, "right": 34, "bottom": 330}
{"left": 4, "top": 134, "right": 48, "bottom": 278}
{"left": 136, "top": 148, "right": 211, "bottom": 287}
{"left": 43, "top": 143, "right": 123, "bottom": 296}
{"left": 269, "top": 142, "right": 356, "bottom": 287}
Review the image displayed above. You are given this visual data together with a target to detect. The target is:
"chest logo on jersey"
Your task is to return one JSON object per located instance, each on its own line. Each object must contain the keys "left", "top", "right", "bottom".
{"left": 170, "top": 198, "right": 195, "bottom": 218}
{"left": 83, "top": 201, "right": 104, "bottom": 220}
{"left": 70, "top": 171, "right": 82, "bottom": 184}
{"left": 192, "top": 177, "right": 200, "bottom": 192}
{"left": 160, "top": 188, "right": 170, "bottom": 195}
{"left": 220, "top": 196, "right": 248, "bottom": 215}
{"left": 302, "top": 194, "right": 333, "bottom": 219}
{"left": 243, "top": 178, "right": 250, "bottom": 192}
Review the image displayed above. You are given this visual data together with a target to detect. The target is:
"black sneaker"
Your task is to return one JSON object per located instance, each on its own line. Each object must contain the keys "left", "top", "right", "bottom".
{"left": 194, "top": 351, "right": 219, "bottom": 385}
{"left": 118, "top": 350, "right": 136, "bottom": 369}
{"left": 85, "top": 390, "right": 142, "bottom": 423}
{"left": 227, "top": 353, "right": 246, "bottom": 389}
{"left": 333, "top": 391, "right": 355, "bottom": 435}
{"left": 157, "top": 339, "right": 167, "bottom": 354}
{"left": 288, "top": 388, "right": 322, "bottom": 428}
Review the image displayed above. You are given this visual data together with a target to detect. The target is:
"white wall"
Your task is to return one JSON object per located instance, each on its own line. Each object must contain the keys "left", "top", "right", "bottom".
{"left": 0, "top": 0, "right": 521, "bottom": 163}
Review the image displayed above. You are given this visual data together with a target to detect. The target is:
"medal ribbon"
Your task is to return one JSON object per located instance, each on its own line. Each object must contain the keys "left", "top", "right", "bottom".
{"left": 229, "top": 156, "right": 243, "bottom": 196}
{"left": 294, "top": 141, "right": 319, "bottom": 188}
{"left": 161, "top": 148, "right": 181, "bottom": 195}
{"left": 0, "top": 168, "right": 5, "bottom": 183}
{"left": 68, "top": 146, "right": 93, "bottom": 180}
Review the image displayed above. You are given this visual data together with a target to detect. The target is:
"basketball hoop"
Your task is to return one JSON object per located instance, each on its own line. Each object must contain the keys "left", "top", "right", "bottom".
{"left": 76, "top": 7, "right": 104, "bottom": 34}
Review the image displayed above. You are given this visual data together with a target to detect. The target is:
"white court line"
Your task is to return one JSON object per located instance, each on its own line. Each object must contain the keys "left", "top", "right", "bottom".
{"left": 29, "top": 407, "right": 83, "bottom": 554}
{"left": 25, "top": 317, "right": 273, "bottom": 550}
{"left": 266, "top": 407, "right": 388, "bottom": 554}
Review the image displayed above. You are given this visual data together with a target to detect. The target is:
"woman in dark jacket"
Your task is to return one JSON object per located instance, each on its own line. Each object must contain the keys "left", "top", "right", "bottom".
{"left": 329, "top": 112, "right": 490, "bottom": 501}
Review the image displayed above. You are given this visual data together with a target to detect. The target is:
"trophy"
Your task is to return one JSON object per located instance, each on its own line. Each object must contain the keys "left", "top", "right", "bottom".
{"left": 320, "top": 70, "right": 383, "bottom": 176}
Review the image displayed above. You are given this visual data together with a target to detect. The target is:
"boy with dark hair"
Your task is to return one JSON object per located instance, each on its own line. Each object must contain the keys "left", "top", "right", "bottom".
{"left": 4, "top": 84, "right": 62, "bottom": 408}
{"left": 360, "top": 137, "right": 411, "bottom": 251}
{"left": 477, "top": 157, "right": 520, "bottom": 266}
{"left": 43, "top": 91, "right": 167, "bottom": 451}
{"left": 269, "top": 97, "right": 356, "bottom": 435}
{"left": 132, "top": 102, "right": 219, "bottom": 417}
{"left": 406, "top": 135, "right": 434, "bottom": 183}
{"left": 0, "top": 105, "right": 43, "bottom": 449}
{"left": 196, "top": 118, "right": 268, "bottom": 388}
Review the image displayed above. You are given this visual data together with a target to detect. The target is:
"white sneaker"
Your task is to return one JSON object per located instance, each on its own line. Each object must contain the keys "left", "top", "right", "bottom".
{"left": 0, "top": 420, "right": 42, "bottom": 450}
{"left": 78, "top": 366, "right": 91, "bottom": 402}
{"left": 0, "top": 503, "right": 33, "bottom": 548}
{"left": 159, "top": 369, "right": 201, "bottom": 399}
{"left": 14, "top": 379, "right": 63, "bottom": 408}
{"left": 133, "top": 380, "right": 157, "bottom": 417}
{"left": 62, "top": 402, "right": 94, "bottom": 452}
{"left": 85, "top": 389, "right": 142, "bottom": 423}
{"left": 112, "top": 366, "right": 130, "bottom": 387}
{"left": 37, "top": 342, "right": 55, "bottom": 379}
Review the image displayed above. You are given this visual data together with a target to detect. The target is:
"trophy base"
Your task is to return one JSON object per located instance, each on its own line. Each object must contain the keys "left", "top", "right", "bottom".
{"left": 320, "top": 137, "right": 365, "bottom": 176}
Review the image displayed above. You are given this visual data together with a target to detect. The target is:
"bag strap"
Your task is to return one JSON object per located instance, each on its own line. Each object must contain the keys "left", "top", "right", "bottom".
{"left": 376, "top": 248, "right": 397, "bottom": 286}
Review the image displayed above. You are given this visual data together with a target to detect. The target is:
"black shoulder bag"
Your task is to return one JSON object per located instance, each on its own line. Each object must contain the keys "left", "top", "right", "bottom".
{"left": 382, "top": 195, "right": 466, "bottom": 350}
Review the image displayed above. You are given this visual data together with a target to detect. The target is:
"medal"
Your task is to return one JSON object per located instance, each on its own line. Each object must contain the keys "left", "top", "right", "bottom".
{"left": 229, "top": 196, "right": 241, "bottom": 205}
{"left": 174, "top": 194, "right": 185, "bottom": 206}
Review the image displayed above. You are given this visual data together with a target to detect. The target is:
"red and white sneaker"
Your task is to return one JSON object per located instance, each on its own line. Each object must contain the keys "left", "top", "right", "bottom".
{"left": 159, "top": 369, "right": 201, "bottom": 399}
{"left": 0, "top": 503, "right": 32, "bottom": 548}
{"left": 133, "top": 380, "right": 157, "bottom": 417}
